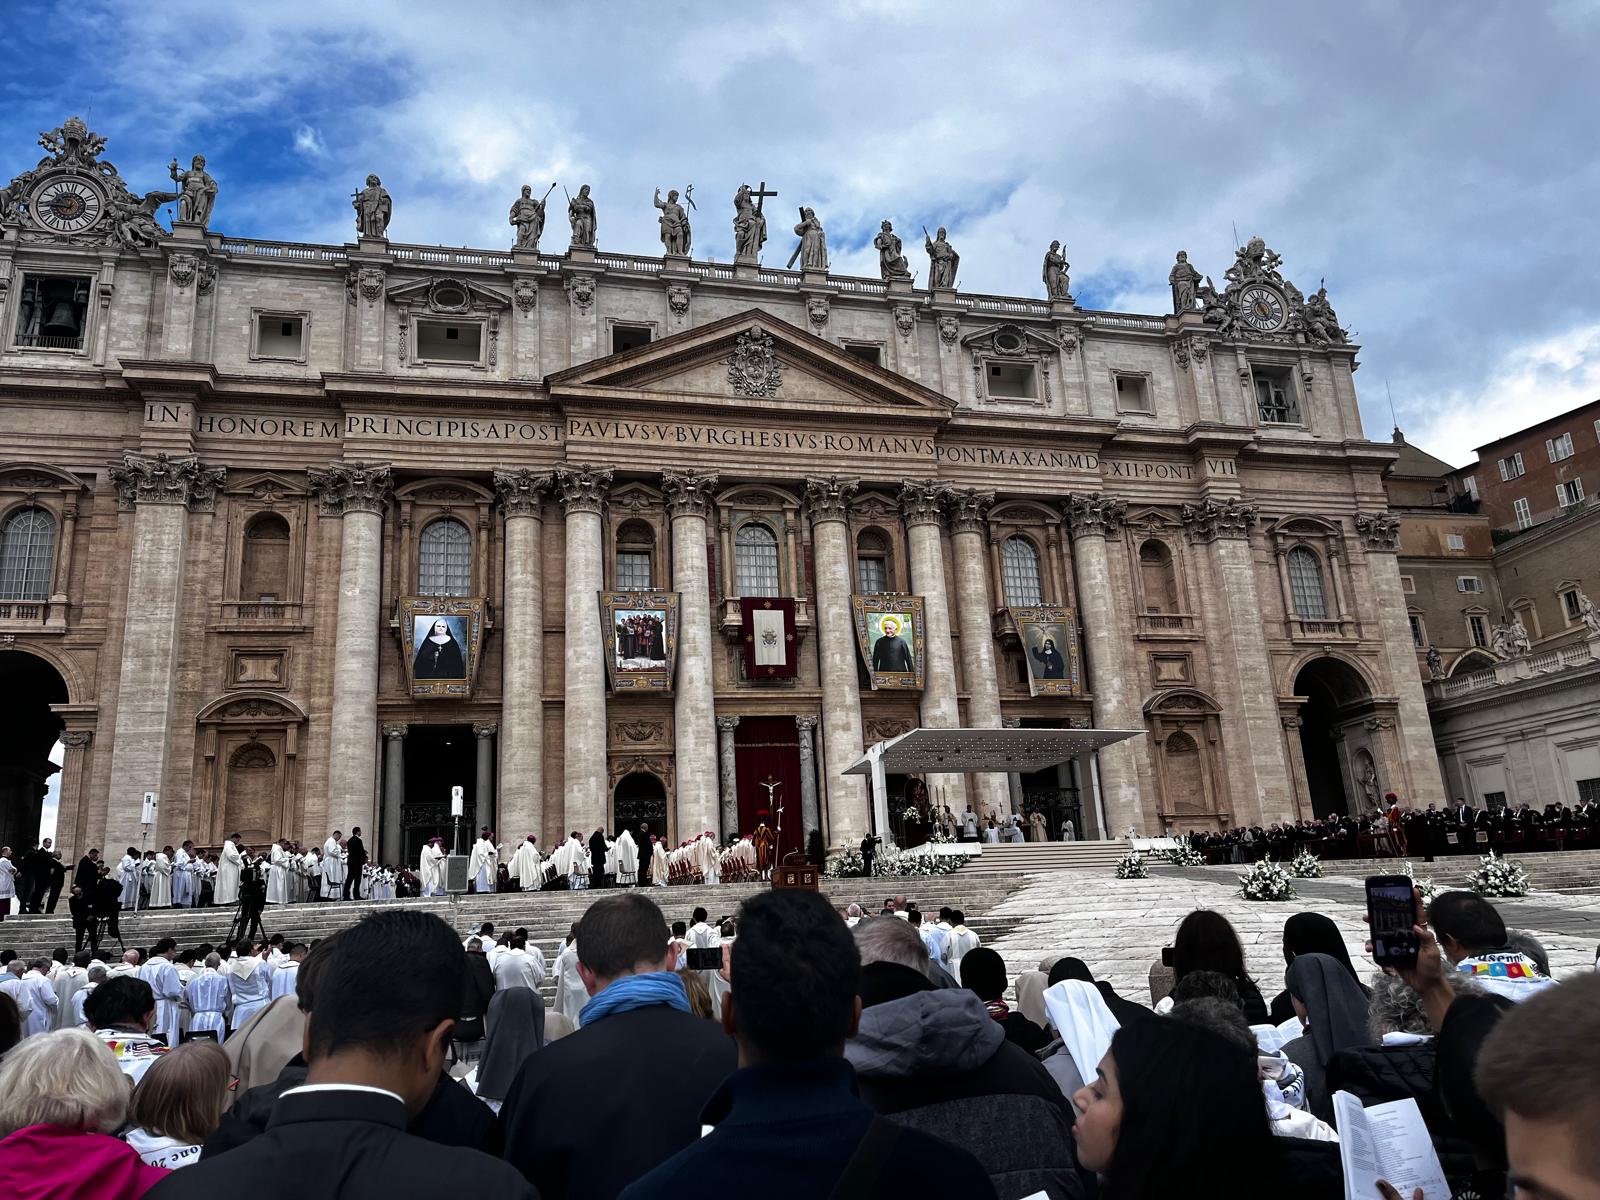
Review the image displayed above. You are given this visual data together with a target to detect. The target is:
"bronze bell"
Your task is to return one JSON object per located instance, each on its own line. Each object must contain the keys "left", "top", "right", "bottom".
{"left": 42, "top": 300, "right": 81, "bottom": 336}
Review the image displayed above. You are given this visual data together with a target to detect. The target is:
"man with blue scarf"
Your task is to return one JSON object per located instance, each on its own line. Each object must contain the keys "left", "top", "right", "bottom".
{"left": 500, "top": 892, "right": 736, "bottom": 1200}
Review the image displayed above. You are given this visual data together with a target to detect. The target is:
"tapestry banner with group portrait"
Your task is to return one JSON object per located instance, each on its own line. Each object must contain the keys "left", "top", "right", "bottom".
{"left": 1011, "top": 605, "right": 1082, "bottom": 696}
{"left": 601, "top": 591, "right": 681, "bottom": 692}
{"left": 399, "top": 596, "right": 487, "bottom": 699}
{"left": 851, "top": 593, "right": 926, "bottom": 691}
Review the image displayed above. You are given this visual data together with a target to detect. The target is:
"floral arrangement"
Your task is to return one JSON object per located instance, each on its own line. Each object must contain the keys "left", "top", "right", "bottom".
{"left": 928, "top": 829, "right": 956, "bottom": 845}
{"left": 1289, "top": 849, "right": 1323, "bottom": 879}
{"left": 1161, "top": 844, "right": 1206, "bottom": 867}
{"left": 1115, "top": 851, "right": 1148, "bottom": 879}
{"left": 901, "top": 806, "right": 923, "bottom": 824}
{"left": 1400, "top": 860, "right": 1440, "bottom": 902}
{"left": 1238, "top": 858, "right": 1297, "bottom": 901}
{"left": 1465, "top": 850, "right": 1531, "bottom": 898}
{"left": 825, "top": 848, "right": 865, "bottom": 878}
{"left": 823, "top": 846, "right": 962, "bottom": 879}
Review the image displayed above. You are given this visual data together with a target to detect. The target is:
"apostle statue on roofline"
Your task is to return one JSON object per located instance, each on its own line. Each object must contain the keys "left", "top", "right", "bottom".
{"left": 353, "top": 173, "right": 391, "bottom": 239}
{"left": 568, "top": 183, "right": 597, "bottom": 247}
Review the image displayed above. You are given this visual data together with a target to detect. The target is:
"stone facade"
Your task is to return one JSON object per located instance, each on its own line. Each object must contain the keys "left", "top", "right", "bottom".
{"left": 0, "top": 118, "right": 1445, "bottom": 860}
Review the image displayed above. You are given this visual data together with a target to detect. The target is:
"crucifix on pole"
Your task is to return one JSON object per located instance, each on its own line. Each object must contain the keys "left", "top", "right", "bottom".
{"left": 760, "top": 776, "right": 783, "bottom": 878}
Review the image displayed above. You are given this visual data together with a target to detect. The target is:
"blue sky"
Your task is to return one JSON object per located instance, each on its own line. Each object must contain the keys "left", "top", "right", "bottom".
{"left": 4, "top": 1, "right": 1599, "bottom": 466}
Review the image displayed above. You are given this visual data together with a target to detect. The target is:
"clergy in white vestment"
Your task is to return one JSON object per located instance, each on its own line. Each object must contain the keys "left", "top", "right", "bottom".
{"left": 0, "top": 964, "right": 34, "bottom": 1033}
{"left": 136, "top": 940, "right": 183, "bottom": 1048}
{"left": 508, "top": 836, "right": 541, "bottom": 891}
{"left": 552, "top": 934, "right": 585, "bottom": 1027}
{"left": 687, "top": 910, "right": 721, "bottom": 951}
{"left": 419, "top": 837, "right": 446, "bottom": 897}
{"left": 185, "top": 955, "right": 229, "bottom": 1037}
{"left": 72, "top": 970, "right": 104, "bottom": 1027}
{"left": 468, "top": 830, "right": 499, "bottom": 894}
{"left": 649, "top": 836, "right": 669, "bottom": 887}
{"left": 269, "top": 946, "right": 305, "bottom": 1001}
{"left": 149, "top": 849, "right": 174, "bottom": 908}
{"left": 20, "top": 962, "right": 59, "bottom": 1037}
{"left": 493, "top": 937, "right": 547, "bottom": 990}
{"left": 107, "top": 950, "right": 142, "bottom": 979}
{"left": 697, "top": 832, "right": 721, "bottom": 885}
{"left": 301, "top": 848, "right": 322, "bottom": 902}
{"left": 225, "top": 948, "right": 271, "bottom": 1030}
{"left": 552, "top": 832, "right": 588, "bottom": 889}
{"left": 215, "top": 836, "right": 244, "bottom": 905}
{"left": 265, "top": 841, "right": 291, "bottom": 905}
{"left": 322, "top": 833, "right": 345, "bottom": 898}
{"left": 117, "top": 849, "right": 140, "bottom": 909}
{"left": 172, "top": 843, "right": 193, "bottom": 907}
{"left": 613, "top": 828, "right": 640, "bottom": 886}
{"left": 948, "top": 917, "right": 981, "bottom": 978}
{"left": 52, "top": 956, "right": 90, "bottom": 1030}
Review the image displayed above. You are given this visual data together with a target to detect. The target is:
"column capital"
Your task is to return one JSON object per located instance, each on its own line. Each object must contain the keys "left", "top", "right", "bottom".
{"left": 1180, "top": 496, "right": 1257, "bottom": 542}
{"left": 898, "top": 478, "right": 950, "bottom": 528}
{"left": 663, "top": 470, "right": 720, "bottom": 521}
{"left": 1064, "top": 492, "right": 1127, "bottom": 540}
{"left": 715, "top": 715, "right": 741, "bottom": 731}
{"left": 946, "top": 488, "right": 995, "bottom": 534}
{"left": 794, "top": 714, "right": 819, "bottom": 732}
{"left": 109, "top": 451, "right": 227, "bottom": 512}
{"left": 553, "top": 463, "right": 613, "bottom": 515}
{"left": 308, "top": 460, "right": 393, "bottom": 516}
{"left": 1354, "top": 511, "right": 1401, "bottom": 552}
{"left": 803, "top": 475, "right": 859, "bottom": 524}
{"left": 473, "top": 722, "right": 499, "bottom": 738}
{"left": 59, "top": 729, "right": 93, "bottom": 748}
{"left": 382, "top": 723, "right": 408, "bottom": 740}
{"left": 493, "top": 468, "right": 554, "bottom": 518}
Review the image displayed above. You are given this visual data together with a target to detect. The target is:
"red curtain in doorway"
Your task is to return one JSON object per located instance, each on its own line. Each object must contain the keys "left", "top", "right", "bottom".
{"left": 733, "top": 717, "right": 803, "bottom": 862}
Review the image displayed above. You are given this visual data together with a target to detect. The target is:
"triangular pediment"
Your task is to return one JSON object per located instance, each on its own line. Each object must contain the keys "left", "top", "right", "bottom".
{"left": 548, "top": 309, "right": 954, "bottom": 414}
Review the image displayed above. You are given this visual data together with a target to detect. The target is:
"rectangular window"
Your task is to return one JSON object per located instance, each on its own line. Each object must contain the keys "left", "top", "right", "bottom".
{"left": 615, "top": 551, "right": 652, "bottom": 591}
{"left": 1399, "top": 574, "right": 1416, "bottom": 595}
{"left": 1468, "top": 614, "right": 1488, "bottom": 647}
{"left": 1456, "top": 576, "right": 1483, "bottom": 593}
{"left": 1577, "top": 778, "right": 1600, "bottom": 805}
{"left": 14, "top": 275, "right": 91, "bottom": 351}
{"left": 856, "top": 556, "right": 887, "bottom": 595}
{"left": 1114, "top": 373, "right": 1153, "bottom": 414}
{"left": 1408, "top": 614, "right": 1424, "bottom": 647}
{"left": 1252, "top": 367, "right": 1298, "bottom": 423}
{"left": 843, "top": 343, "right": 882, "bottom": 367}
{"left": 1546, "top": 432, "right": 1574, "bottom": 462}
{"left": 1556, "top": 479, "right": 1584, "bottom": 507}
{"left": 1497, "top": 453, "right": 1524, "bottom": 481}
{"left": 415, "top": 319, "right": 483, "bottom": 363}
{"left": 1563, "top": 589, "right": 1583, "bottom": 621}
{"left": 611, "top": 324, "right": 651, "bottom": 355}
{"left": 254, "top": 313, "right": 305, "bottom": 360}
{"left": 1513, "top": 497, "right": 1532, "bottom": 529}
{"left": 1463, "top": 476, "right": 1479, "bottom": 500}
{"left": 1483, "top": 790, "right": 1507, "bottom": 812}
{"left": 1446, "top": 533, "right": 1465, "bottom": 551}
{"left": 986, "top": 361, "right": 1038, "bottom": 400}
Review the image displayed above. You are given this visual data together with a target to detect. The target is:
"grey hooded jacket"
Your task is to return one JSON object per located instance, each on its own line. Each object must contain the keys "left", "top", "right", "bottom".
{"left": 846, "top": 988, "right": 1083, "bottom": 1200}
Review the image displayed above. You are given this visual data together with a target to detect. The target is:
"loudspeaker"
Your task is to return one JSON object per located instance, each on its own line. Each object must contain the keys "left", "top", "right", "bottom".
{"left": 444, "top": 855, "right": 471, "bottom": 894}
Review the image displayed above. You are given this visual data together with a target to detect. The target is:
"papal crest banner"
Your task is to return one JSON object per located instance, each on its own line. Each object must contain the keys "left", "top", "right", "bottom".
{"left": 1011, "top": 605, "right": 1082, "bottom": 696}
{"left": 740, "top": 596, "right": 798, "bottom": 679}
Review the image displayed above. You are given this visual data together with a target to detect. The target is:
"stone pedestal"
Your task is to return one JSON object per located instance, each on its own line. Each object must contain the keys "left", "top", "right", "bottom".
{"left": 103, "top": 452, "right": 224, "bottom": 849}
{"left": 796, "top": 715, "right": 821, "bottom": 843}
{"left": 900, "top": 481, "right": 967, "bottom": 812}
{"left": 474, "top": 723, "right": 497, "bottom": 833}
{"left": 556, "top": 465, "right": 612, "bottom": 835}
{"left": 494, "top": 470, "right": 551, "bottom": 840}
{"left": 381, "top": 725, "right": 407, "bottom": 867}
{"left": 804, "top": 477, "right": 869, "bottom": 843}
{"left": 717, "top": 716, "right": 740, "bottom": 840}
{"left": 948, "top": 491, "right": 1010, "bottom": 816}
{"left": 310, "top": 461, "right": 393, "bottom": 840}
{"left": 665, "top": 471, "right": 721, "bottom": 838}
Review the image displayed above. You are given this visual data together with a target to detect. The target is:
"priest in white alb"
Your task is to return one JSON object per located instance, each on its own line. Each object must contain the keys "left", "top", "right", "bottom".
{"left": 508, "top": 835, "right": 541, "bottom": 892}
{"left": 136, "top": 940, "right": 183, "bottom": 1048}
{"left": 468, "top": 828, "right": 498, "bottom": 894}
{"left": 215, "top": 836, "right": 243, "bottom": 905}
{"left": 185, "top": 953, "right": 228, "bottom": 1038}
{"left": 149, "top": 849, "right": 173, "bottom": 908}
{"left": 649, "top": 835, "right": 669, "bottom": 887}
{"left": 419, "top": 837, "right": 446, "bottom": 897}
{"left": 266, "top": 840, "right": 291, "bottom": 905}
{"left": 613, "top": 827, "right": 640, "bottom": 886}
{"left": 172, "top": 842, "right": 192, "bottom": 908}
{"left": 322, "top": 832, "right": 345, "bottom": 900}
{"left": 117, "top": 849, "right": 139, "bottom": 910}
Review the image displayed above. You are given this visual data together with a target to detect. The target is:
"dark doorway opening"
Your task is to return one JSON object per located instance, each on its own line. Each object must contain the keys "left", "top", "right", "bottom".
{"left": 402, "top": 725, "right": 476, "bottom": 865}
{"left": 0, "top": 651, "right": 66, "bottom": 850}
{"left": 1018, "top": 716, "right": 1083, "bottom": 839}
{"left": 613, "top": 772, "right": 668, "bottom": 846}
{"left": 734, "top": 716, "right": 803, "bottom": 862}
{"left": 1293, "top": 658, "right": 1373, "bottom": 820}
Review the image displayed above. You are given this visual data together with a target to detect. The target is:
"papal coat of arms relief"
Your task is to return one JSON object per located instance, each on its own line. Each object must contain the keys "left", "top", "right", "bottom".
{"left": 726, "top": 329, "right": 785, "bottom": 397}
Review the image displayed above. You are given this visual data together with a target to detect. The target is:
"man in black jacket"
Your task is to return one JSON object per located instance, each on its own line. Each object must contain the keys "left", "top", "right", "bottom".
{"left": 620, "top": 890, "right": 994, "bottom": 1200}
{"left": 89, "top": 863, "right": 124, "bottom": 954}
{"left": 500, "top": 891, "right": 736, "bottom": 1199}
{"left": 152, "top": 910, "right": 532, "bottom": 1199}
{"left": 588, "top": 829, "right": 609, "bottom": 889}
{"left": 343, "top": 826, "right": 367, "bottom": 900}
{"left": 635, "top": 822, "right": 653, "bottom": 887}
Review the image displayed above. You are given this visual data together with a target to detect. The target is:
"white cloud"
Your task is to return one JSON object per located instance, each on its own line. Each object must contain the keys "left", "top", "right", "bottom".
{"left": 292, "top": 124, "right": 327, "bottom": 158}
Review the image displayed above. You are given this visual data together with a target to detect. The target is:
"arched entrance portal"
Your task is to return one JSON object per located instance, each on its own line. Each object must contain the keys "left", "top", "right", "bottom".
{"left": 613, "top": 771, "right": 668, "bottom": 845}
{"left": 0, "top": 651, "right": 68, "bottom": 849}
{"left": 1293, "top": 657, "right": 1375, "bottom": 819}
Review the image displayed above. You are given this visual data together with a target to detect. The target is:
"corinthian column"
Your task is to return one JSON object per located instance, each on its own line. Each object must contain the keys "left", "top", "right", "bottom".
{"left": 1065, "top": 493, "right": 1143, "bottom": 835}
{"left": 795, "top": 715, "right": 821, "bottom": 840}
{"left": 556, "top": 464, "right": 612, "bottom": 836}
{"left": 664, "top": 470, "right": 721, "bottom": 838}
{"left": 494, "top": 469, "right": 552, "bottom": 840}
{"left": 899, "top": 479, "right": 967, "bottom": 812}
{"left": 948, "top": 489, "right": 1009, "bottom": 816}
{"left": 103, "top": 452, "right": 225, "bottom": 849}
{"left": 717, "top": 716, "right": 740, "bottom": 839}
{"left": 804, "top": 476, "right": 868, "bottom": 844}
{"left": 309, "top": 460, "right": 392, "bottom": 840}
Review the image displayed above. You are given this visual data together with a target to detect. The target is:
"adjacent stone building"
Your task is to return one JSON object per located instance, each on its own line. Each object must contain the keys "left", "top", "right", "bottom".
{"left": 0, "top": 117, "right": 1445, "bottom": 862}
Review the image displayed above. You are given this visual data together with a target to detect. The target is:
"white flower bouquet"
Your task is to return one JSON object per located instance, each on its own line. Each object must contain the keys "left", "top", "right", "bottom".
{"left": 1465, "top": 850, "right": 1530, "bottom": 898}
{"left": 1238, "top": 857, "right": 1296, "bottom": 901}
{"left": 1289, "top": 849, "right": 1323, "bottom": 879}
{"left": 1115, "top": 851, "right": 1148, "bottom": 879}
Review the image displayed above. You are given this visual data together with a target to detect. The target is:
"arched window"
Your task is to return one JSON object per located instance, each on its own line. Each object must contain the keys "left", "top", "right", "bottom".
{"left": 734, "top": 522, "right": 780, "bottom": 597}
{"left": 614, "top": 519, "right": 654, "bottom": 590}
{"left": 1138, "top": 539, "right": 1179, "bottom": 613}
{"left": 418, "top": 518, "right": 472, "bottom": 597}
{"left": 239, "top": 513, "right": 290, "bottom": 602}
{"left": 856, "top": 528, "right": 889, "bottom": 594}
{"left": 1001, "top": 536, "right": 1043, "bottom": 606}
{"left": 0, "top": 507, "right": 56, "bottom": 600}
{"left": 1286, "top": 546, "right": 1328, "bottom": 618}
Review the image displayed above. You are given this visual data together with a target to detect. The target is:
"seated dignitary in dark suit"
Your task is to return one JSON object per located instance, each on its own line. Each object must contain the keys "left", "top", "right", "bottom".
{"left": 150, "top": 910, "right": 534, "bottom": 1200}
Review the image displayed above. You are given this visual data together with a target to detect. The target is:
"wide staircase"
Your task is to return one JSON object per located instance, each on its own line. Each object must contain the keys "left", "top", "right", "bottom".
{"left": 0, "top": 873, "right": 1029, "bottom": 1004}
{"left": 952, "top": 839, "right": 1127, "bottom": 876}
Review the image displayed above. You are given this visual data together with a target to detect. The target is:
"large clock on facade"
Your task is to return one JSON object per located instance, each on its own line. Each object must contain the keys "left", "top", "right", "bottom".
{"left": 27, "top": 175, "right": 107, "bottom": 234}
{"left": 1238, "top": 283, "right": 1286, "bottom": 333}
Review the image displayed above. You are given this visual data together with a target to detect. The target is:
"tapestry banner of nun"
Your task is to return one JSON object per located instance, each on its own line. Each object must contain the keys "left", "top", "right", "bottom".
{"left": 399, "top": 596, "right": 487, "bottom": 699}
{"left": 599, "top": 591, "right": 681, "bottom": 692}
{"left": 851, "top": 593, "right": 926, "bottom": 691}
{"left": 1011, "top": 605, "right": 1082, "bottom": 697}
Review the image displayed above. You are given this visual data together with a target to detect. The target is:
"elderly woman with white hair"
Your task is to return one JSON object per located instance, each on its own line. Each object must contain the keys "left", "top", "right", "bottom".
{"left": 0, "top": 1028, "right": 168, "bottom": 1196}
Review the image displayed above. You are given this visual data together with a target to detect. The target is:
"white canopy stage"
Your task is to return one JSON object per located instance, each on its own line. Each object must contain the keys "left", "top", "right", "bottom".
{"left": 844, "top": 727, "right": 1146, "bottom": 845}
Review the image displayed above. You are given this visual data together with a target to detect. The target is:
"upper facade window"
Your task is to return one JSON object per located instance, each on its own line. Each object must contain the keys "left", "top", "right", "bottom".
{"left": 1001, "top": 536, "right": 1043, "bottom": 606}
{"left": 735, "top": 522, "right": 780, "bottom": 597}
{"left": 1546, "top": 432, "right": 1574, "bottom": 463}
{"left": 1252, "top": 365, "right": 1299, "bottom": 424}
{"left": 1497, "top": 452, "right": 1525, "bottom": 481}
{"left": 0, "top": 507, "right": 56, "bottom": 600}
{"left": 14, "top": 275, "right": 90, "bottom": 352}
{"left": 1286, "top": 546, "right": 1328, "bottom": 618}
{"left": 417, "top": 518, "right": 471, "bottom": 596}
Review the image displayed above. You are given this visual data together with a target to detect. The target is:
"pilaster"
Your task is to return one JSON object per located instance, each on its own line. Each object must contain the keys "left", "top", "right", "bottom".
{"left": 795, "top": 715, "right": 821, "bottom": 843}
{"left": 381, "top": 724, "right": 407, "bottom": 868}
{"left": 717, "top": 716, "right": 741, "bottom": 842}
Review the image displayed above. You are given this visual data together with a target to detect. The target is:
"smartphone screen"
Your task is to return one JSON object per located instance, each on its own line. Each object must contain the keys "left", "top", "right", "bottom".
{"left": 1367, "top": 877, "right": 1418, "bottom": 967}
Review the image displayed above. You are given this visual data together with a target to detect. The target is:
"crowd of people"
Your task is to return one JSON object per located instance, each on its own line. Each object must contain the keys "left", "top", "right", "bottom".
{"left": 1185, "top": 794, "right": 1600, "bottom": 864}
{"left": 1, "top": 868, "right": 1594, "bottom": 1199}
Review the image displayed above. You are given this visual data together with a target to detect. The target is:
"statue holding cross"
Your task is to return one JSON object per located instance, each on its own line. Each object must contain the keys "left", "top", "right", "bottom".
{"left": 733, "top": 181, "right": 776, "bottom": 263}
